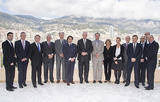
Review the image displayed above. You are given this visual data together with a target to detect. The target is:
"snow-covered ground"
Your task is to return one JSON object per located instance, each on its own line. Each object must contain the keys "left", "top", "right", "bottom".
{"left": 0, "top": 82, "right": 160, "bottom": 102}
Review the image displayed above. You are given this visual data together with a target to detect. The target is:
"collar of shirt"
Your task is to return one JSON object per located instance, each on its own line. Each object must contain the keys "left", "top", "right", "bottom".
{"left": 68, "top": 43, "right": 72, "bottom": 46}
{"left": 47, "top": 41, "right": 51, "bottom": 44}
{"left": 150, "top": 40, "right": 154, "bottom": 44}
{"left": 133, "top": 42, "right": 137, "bottom": 46}
{"left": 21, "top": 40, "right": 25, "bottom": 43}
{"left": 7, "top": 40, "right": 12, "bottom": 45}
{"left": 35, "top": 42, "right": 40, "bottom": 46}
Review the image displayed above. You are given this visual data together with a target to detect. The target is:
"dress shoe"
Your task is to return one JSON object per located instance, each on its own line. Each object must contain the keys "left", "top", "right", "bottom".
{"left": 85, "top": 81, "right": 89, "bottom": 83}
{"left": 63, "top": 80, "right": 66, "bottom": 83}
{"left": 11, "top": 86, "right": 17, "bottom": 89}
{"left": 108, "top": 80, "right": 111, "bottom": 83}
{"left": 33, "top": 85, "right": 37, "bottom": 88}
{"left": 19, "top": 85, "right": 23, "bottom": 88}
{"left": 6, "top": 88, "right": 14, "bottom": 91}
{"left": 80, "top": 81, "right": 83, "bottom": 84}
{"left": 145, "top": 86, "right": 153, "bottom": 90}
{"left": 67, "top": 83, "right": 70, "bottom": 86}
{"left": 71, "top": 81, "right": 75, "bottom": 84}
{"left": 57, "top": 80, "right": 60, "bottom": 83}
{"left": 98, "top": 81, "right": 102, "bottom": 83}
{"left": 23, "top": 83, "right": 27, "bottom": 87}
{"left": 44, "top": 81, "right": 47, "bottom": 83}
{"left": 135, "top": 85, "right": 139, "bottom": 88}
{"left": 123, "top": 80, "right": 126, "bottom": 83}
{"left": 38, "top": 83, "right": 44, "bottom": 85}
{"left": 104, "top": 80, "right": 107, "bottom": 83}
{"left": 93, "top": 80, "right": 96, "bottom": 83}
{"left": 125, "top": 83, "right": 130, "bottom": 86}
{"left": 117, "top": 80, "right": 120, "bottom": 84}
{"left": 51, "top": 81, "right": 54, "bottom": 83}
{"left": 142, "top": 83, "right": 145, "bottom": 86}
{"left": 115, "top": 80, "right": 118, "bottom": 84}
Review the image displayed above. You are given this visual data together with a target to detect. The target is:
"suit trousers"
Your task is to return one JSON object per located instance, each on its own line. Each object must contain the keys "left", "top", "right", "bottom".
{"left": 56, "top": 56, "right": 65, "bottom": 81}
{"left": 31, "top": 64, "right": 42, "bottom": 86}
{"left": 78, "top": 57, "right": 89, "bottom": 82}
{"left": 18, "top": 62, "right": 28, "bottom": 85}
{"left": 126, "top": 61, "right": 139, "bottom": 86}
{"left": 65, "top": 61, "right": 75, "bottom": 83}
{"left": 44, "top": 61, "right": 54, "bottom": 82}
{"left": 92, "top": 59, "right": 103, "bottom": 81}
{"left": 5, "top": 65, "right": 15, "bottom": 89}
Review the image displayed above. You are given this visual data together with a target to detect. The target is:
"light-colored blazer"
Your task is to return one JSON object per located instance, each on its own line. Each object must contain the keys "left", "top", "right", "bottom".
{"left": 92, "top": 40, "right": 104, "bottom": 61}
{"left": 55, "top": 39, "right": 67, "bottom": 60}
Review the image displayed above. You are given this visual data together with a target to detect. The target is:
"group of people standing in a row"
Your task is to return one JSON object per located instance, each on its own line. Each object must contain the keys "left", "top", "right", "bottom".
{"left": 1, "top": 31, "right": 159, "bottom": 92}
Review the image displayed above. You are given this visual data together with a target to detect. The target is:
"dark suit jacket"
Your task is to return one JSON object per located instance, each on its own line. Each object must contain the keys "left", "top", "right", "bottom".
{"left": 2, "top": 40, "right": 16, "bottom": 67}
{"left": 127, "top": 43, "right": 142, "bottom": 62}
{"left": 63, "top": 43, "right": 77, "bottom": 62}
{"left": 112, "top": 45, "right": 125, "bottom": 62}
{"left": 140, "top": 42, "right": 148, "bottom": 60}
{"left": 103, "top": 46, "right": 113, "bottom": 62}
{"left": 42, "top": 41, "right": 55, "bottom": 62}
{"left": 15, "top": 40, "right": 30, "bottom": 63}
{"left": 29, "top": 42, "right": 43, "bottom": 66}
{"left": 77, "top": 39, "right": 93, "bottom": 61}
{"left": 145, "top": 41, "right": 159, "bottom": 65}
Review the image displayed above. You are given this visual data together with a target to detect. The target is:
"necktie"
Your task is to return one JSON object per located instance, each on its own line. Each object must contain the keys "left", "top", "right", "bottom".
{"left": 37, "top": 43, "right": 41, "bottom": 52}
{"left": 60, "top": 40, "right": 63, "bottom": 44}
{"left": 22, "top": 40, "right": 25, "bottom": 50}
{"left": 133, "top": 43, "right": 136, "bottom": 53}
{"left": 10, "top": 42, "right": 13, "bottom": 47}
{"left": 83, "top": 39, "right": 86, "bottom": 48}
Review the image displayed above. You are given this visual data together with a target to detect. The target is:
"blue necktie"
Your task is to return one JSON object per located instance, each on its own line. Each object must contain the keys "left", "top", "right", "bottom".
{"left": 37, "top": 44, "right": 40, "bottom": 52}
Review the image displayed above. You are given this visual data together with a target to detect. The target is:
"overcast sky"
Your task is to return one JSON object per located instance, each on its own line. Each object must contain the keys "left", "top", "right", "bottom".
{"left": 0, "top": 0, "right": 160, "bottom": 20}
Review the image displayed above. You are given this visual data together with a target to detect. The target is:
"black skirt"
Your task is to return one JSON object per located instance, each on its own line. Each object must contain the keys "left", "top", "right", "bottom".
{"left": 111, "top": 60, "right": 124, "bottom": 71}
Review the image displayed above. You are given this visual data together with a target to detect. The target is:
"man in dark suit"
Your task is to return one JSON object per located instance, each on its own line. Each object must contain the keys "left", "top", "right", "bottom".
{"left": 139, "top": 36, "right": 147, "bottom": 86}
{"left": 29, "top": 35, "right": 44, "bottom": 88}
{"left": 125, "top": 35, "right": 142, "bottom": 88}
{"left": 122, "top": 36, "right": 131, "bottom": 83}
{"left": 63, "top": 36, "right": 77, "bottom": 86}
{"left": 2, "top": 32, "right": 17, "bottom": 91}
{"left": 15, "top": 32, "right": 30, "bottom": 88}
{"left": 145, "top": 35, "right": 159, "bottom": 90}
{"left": 77, "top": 32, "right": 93, "bottom": 83}
{"left": 42, "top": 34, "right": 55, "bottom": 83}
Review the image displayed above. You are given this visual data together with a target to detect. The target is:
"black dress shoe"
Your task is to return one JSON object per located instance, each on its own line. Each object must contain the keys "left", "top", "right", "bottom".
{"left": 11, "top": 86, "right": 17, "bottom": 89}
{"left": 115, "top": 80, "right": 118, "bottom": 84}
{"left": 135, "top": 85, "right": 139, "bottom": 88}
{"left": 23, "top": 83, "right": 27, "bottom": 87}
{"left": 145, "top": 87, "right": 153, "bottom": 90}
{"left": 33, "top": 85, "right": 37, "bottom": 88}
{"left": 44, "top": 81, "right": 47, "bottom": 83}
{"left": 93, "top": 80, "right": 96, "bottom": 83}
{"left": 142, "top": 83, "right": 145, "bottom": 86}
{"left": 98, "top": 81, "right": 102, "bottom": 83}
{"left": 117, "top": 80, "right": 120, "bottom": 84}
{"left": 19, "top": 85, "right": 23, "bottom": 88}
{"left": 125, "top": 83, "right": 129, "bottom": 86}
{"left": 6, "top": 88, "right": 14, "bottom": 91}
{"left": 123, "top": 81, "right": 126, "bottom": 83}
{"left": 85, "top": 81, "right": 89, "bottom": 83}
{"left": 38, "top": 83, "right": 44, "bottom": 85}
{"left": 80, "top": 81, "right": 83, "bottom": 84}
{"left": 50, "top": 81, "right": 54, "bottom": 83}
